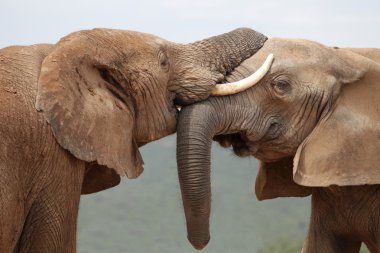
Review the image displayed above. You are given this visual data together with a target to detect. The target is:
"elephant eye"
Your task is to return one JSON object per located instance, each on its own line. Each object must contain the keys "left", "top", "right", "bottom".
{"left": 272, "top": 79, "right": 291, "bottom": 95}
{"left": 158, "top": 50, "right": 170, "bottom": 72}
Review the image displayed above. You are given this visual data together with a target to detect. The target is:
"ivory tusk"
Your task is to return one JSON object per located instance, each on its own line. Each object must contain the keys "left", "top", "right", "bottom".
{"left": 211, "top": 53, "right": 274, "bottom": 96}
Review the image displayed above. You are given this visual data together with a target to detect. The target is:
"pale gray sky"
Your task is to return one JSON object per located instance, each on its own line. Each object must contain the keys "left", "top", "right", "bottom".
{"left": 1, "top": 0, "right": 379, "bottom": 48}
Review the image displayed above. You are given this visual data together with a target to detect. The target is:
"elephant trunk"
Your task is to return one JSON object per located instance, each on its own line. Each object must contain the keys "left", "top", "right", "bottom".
{"left": 176, "top": 101, "right": 222, "bottom": 250}
{"left": 172, "top": 28, "right": 267, "bottom": 104}
{"left": 176, "top": 94, "right": 260, "bottom": 249}
{"left": 190, "top": 28, "right": 267, "bottom": 75}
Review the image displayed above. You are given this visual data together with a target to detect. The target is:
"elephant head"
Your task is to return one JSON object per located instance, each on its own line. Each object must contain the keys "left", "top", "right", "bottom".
{"left": 35, "top": 28, "right": 267, "bottom": 194}
{"left": 176, "top": 38, "right": 380, "bottom": 249}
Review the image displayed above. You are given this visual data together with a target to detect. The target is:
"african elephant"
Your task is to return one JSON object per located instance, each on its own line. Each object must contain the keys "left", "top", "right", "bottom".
{"left": 176, "top": 38, "right": 380, "bottom": 252}
{"left": 0, "top": 28, "right": 267, "bottom": 252}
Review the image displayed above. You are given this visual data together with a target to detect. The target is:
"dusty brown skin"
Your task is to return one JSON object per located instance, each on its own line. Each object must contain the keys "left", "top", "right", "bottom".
{"left": 176, "top": 39, "right": 380, "bottom": 252}
{"left": 0, "top": 28, "right": 267, "bottom": 252}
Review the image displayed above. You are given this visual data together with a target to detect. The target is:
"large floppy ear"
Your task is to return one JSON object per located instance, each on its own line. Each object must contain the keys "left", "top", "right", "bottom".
{"left": 81, "top": 163, "right": 121, "bottom": 194}
{"left": 293, "top": 50, "right": 380, "bottom": 186}
{"left": 255, "top": 157, "right": 312, "bottom": 200}
{"left": 36, "top": 29, "right": 144, "bottom": 179}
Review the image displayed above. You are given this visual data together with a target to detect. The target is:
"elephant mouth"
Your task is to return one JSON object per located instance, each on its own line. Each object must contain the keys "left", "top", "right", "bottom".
{"left": 213, "top": 132, "right": 288, "bottom": 162}
{"left": 213, "top": 132, "right": 258, "bottom": 157}
{"left": 254, "top": 149, "right": 289, "bottom": 162}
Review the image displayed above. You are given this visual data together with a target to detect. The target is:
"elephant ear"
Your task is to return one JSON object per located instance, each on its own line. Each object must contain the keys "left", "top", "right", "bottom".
{"left": 36, "top": 29, "right": 144, "bottom": 181}
{"left": 255, "top": 157, "right": 312, "bottom": 200}
{"left": 82, "top": 163, "right": 121, "bottom": 194}
{"left": 293, "top": 53, "right": 380, "bottom": 187}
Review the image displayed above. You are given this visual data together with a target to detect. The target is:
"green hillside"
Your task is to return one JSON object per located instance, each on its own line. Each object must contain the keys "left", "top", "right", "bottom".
{"left": 77, "top": 135, "right": 369, "bottom": 253}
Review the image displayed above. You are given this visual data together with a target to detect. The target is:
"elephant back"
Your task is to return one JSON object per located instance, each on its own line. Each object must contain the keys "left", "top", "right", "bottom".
{"left": 0, "top": 44, "right": 57, "bottom": 165}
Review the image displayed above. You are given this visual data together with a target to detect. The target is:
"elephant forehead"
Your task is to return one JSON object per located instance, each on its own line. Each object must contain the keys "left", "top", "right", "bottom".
{"left": 239, "top": 38, "right": 331, "bottom": 74}
{"left": 266, "top": 38, "right": 328, "bottom": 56}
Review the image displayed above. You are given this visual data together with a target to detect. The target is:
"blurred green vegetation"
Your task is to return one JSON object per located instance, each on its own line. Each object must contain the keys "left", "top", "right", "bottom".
{"left": 77, "top": 135, "right": 368, "bottom": 253}
{"left": 257, "top": 238, "right": 303, "bottom": 253}
{"left": 257, "top": 238, "right": 370, "bottom": 253}
{"left": 361, "top": 245, "right": 370, "bottom": 253}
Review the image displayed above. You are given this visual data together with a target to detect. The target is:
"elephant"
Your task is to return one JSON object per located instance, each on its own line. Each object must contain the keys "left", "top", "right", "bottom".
{"left": 0, "top": 27, "right": 268, "bottom": 252}
{"left": 176, "top": 37, "right": 380, "bottom": 252}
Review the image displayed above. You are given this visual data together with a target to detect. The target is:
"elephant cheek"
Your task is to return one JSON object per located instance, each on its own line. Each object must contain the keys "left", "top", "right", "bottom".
{"left": 135, "top": 108, "right": 177, "bottom": 145}
{"left": 162, "top": 111, "right": 177, "bottom": 137}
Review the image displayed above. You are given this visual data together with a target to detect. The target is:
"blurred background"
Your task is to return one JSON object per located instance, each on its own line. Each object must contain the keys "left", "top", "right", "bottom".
{"left": 1, "top": 0, "right": 378, "bottom": 252}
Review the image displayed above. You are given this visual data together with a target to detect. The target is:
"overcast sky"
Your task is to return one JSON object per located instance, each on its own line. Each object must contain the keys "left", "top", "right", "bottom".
{"left": 1, "top": 0, "right": 379, "bottom": 48}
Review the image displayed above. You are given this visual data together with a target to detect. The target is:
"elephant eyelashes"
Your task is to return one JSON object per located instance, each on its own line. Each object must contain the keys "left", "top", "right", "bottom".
{"left": 272, "top": 79, "right": 291, "bottom": 95}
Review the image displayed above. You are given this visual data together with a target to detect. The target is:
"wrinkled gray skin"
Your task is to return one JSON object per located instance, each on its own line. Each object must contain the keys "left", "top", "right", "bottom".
{"left": 177, "top": 39, "right": 380, "bottom": 252}
{"left": 0, "top": 28, "right": 267, "bottom": 253}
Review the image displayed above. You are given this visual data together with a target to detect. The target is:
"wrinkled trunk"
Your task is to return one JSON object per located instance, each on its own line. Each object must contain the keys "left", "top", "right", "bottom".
{"left": 190, "top": 28, "right": 267, "bottom": 75}
{"left": 175, "top": 29, "right": 267, "bottom": 248}
{"left": 176, "top": 94, "right": 259, "bottom": 249}
{"left": 171, "top": 28, "right": 267, "bottom": 104}
{"left": 176, "top": 101, "right": 222, "bottom": 250}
